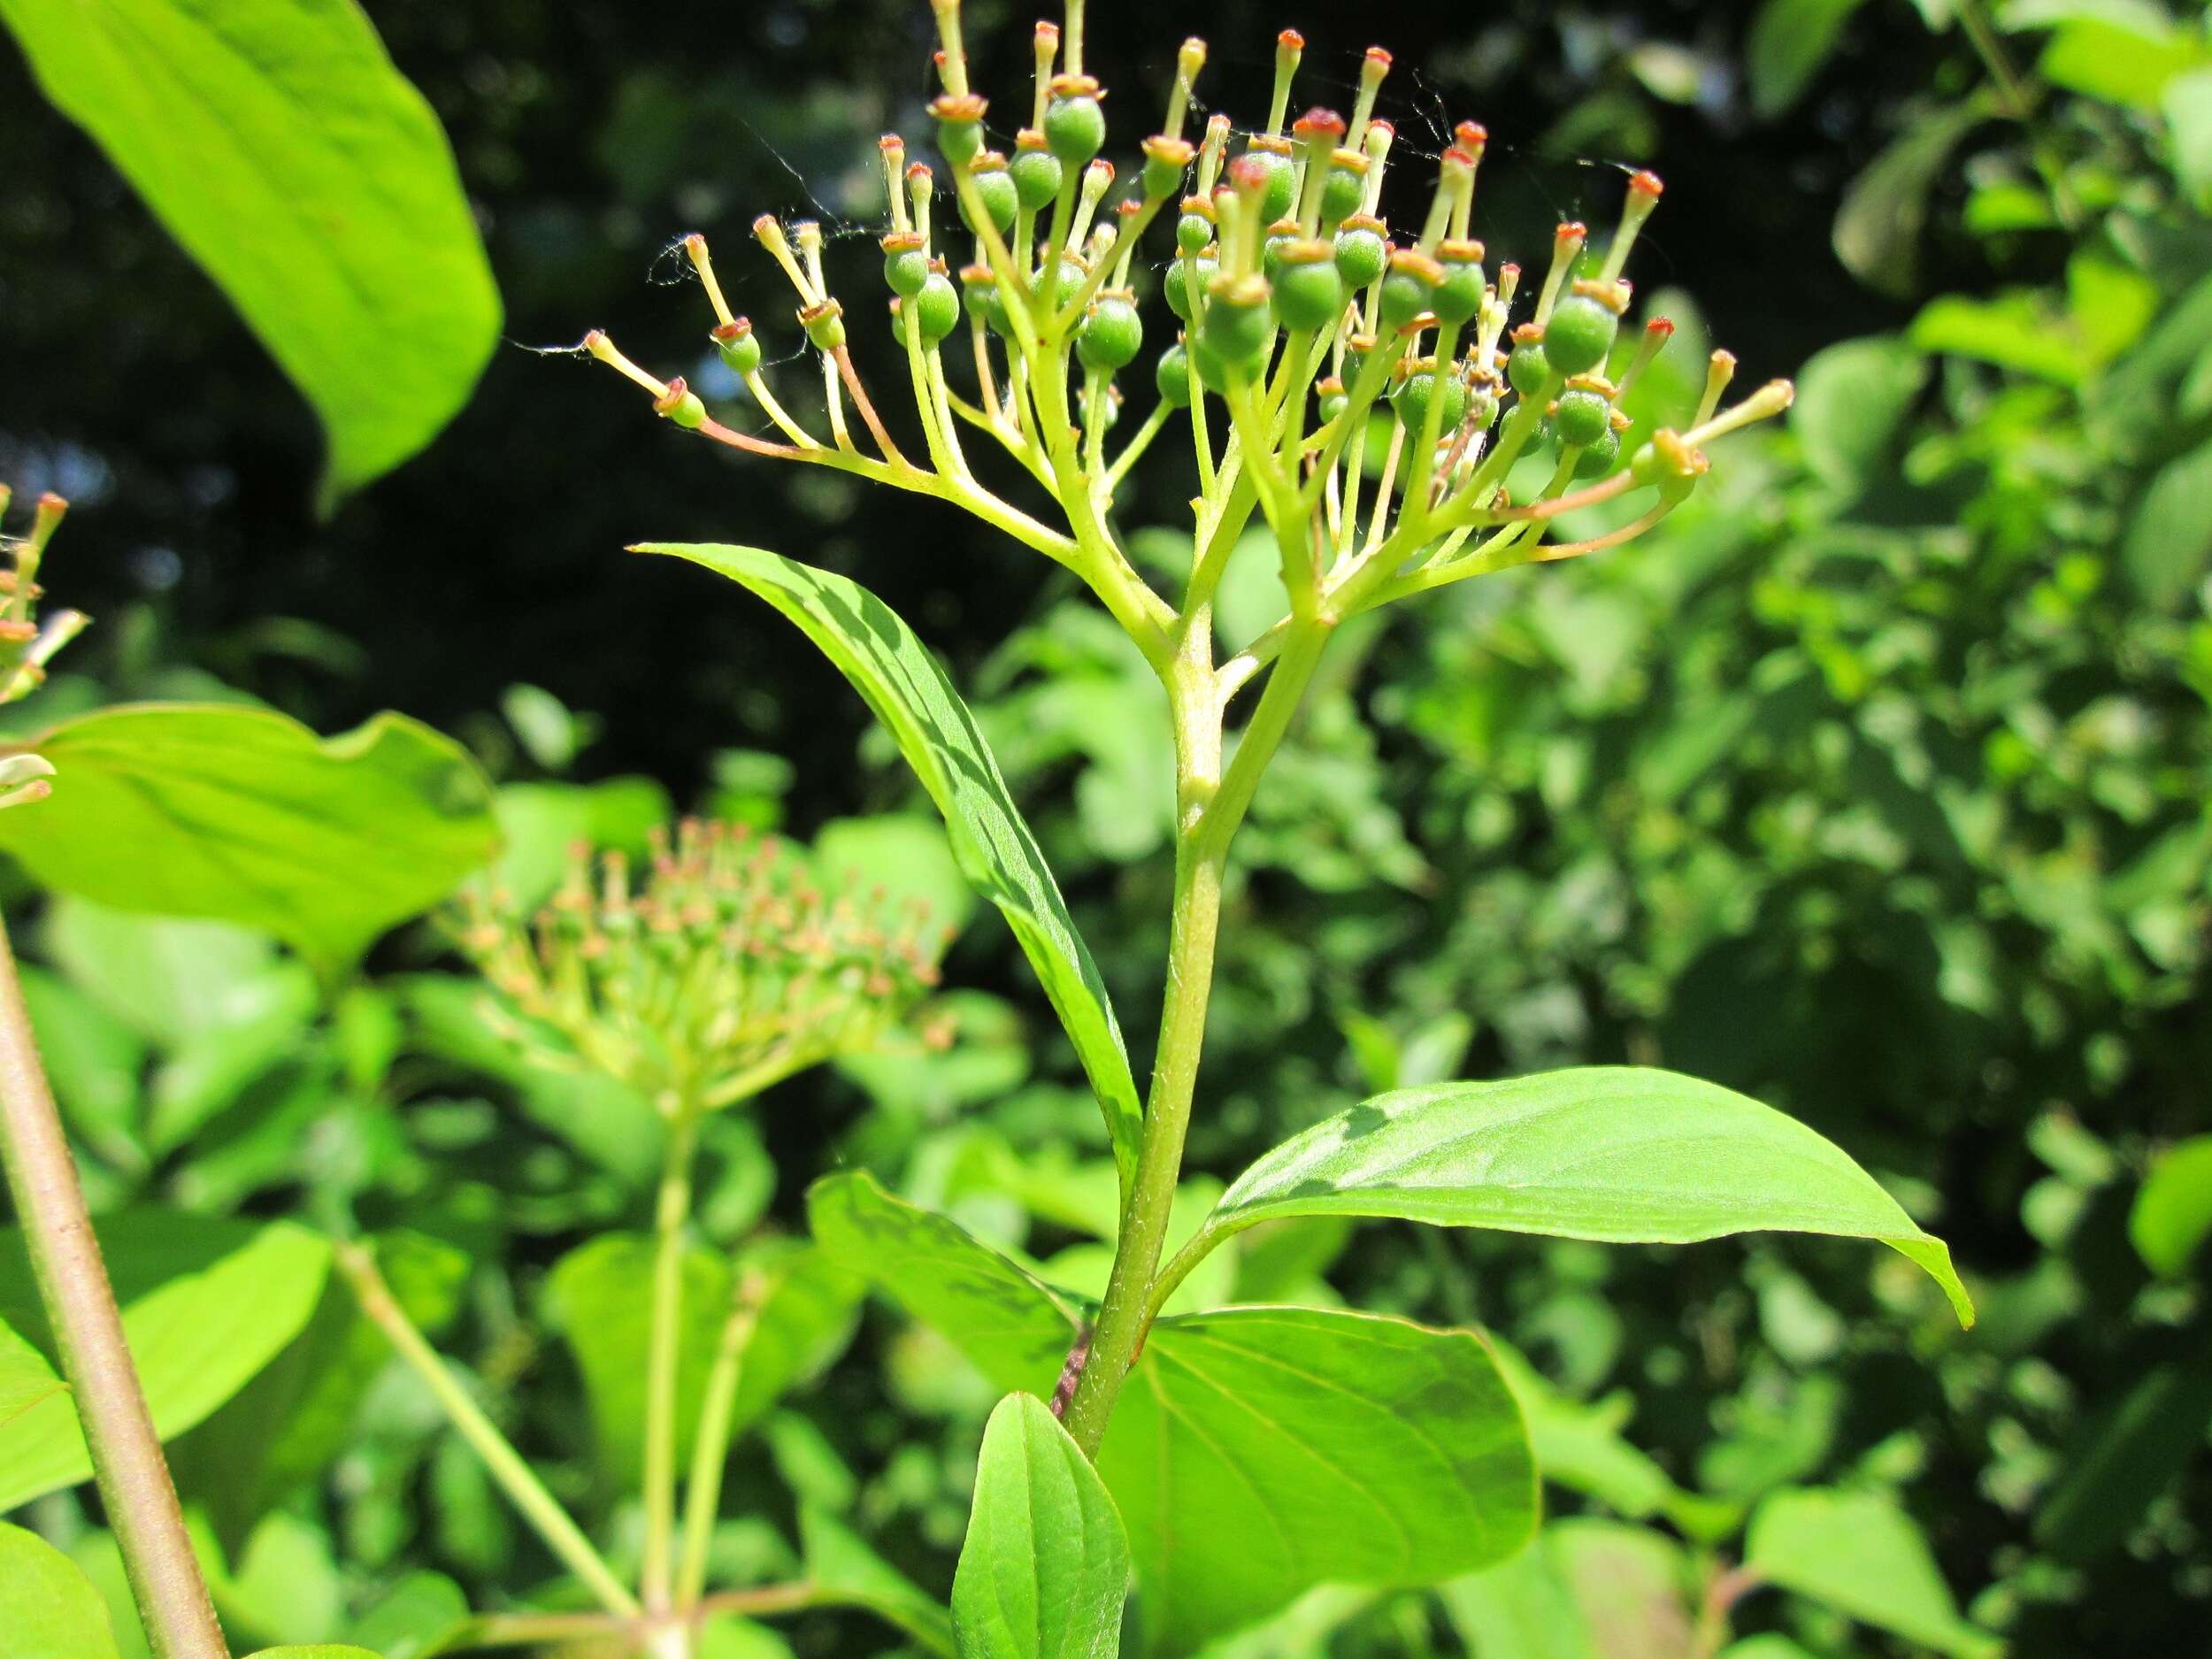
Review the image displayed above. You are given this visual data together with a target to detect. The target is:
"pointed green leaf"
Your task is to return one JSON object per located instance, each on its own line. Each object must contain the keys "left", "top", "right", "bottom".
{"left": 1746, "top": 1487, "right": 1999, "bottom": 1659}
{"left": 0, "top": 1521, "right": 122, "bottom": 1659}
{"left": 0, "top": 1212, "right": 331, "bottom": 1509}
{"left": 0, "top": 1315, "right": 66, "bottom": 1432}
{"left": 800, "top": 1503, "right": 958, "bottom": 1656}
{"left": 2131, "top": 1135, "right": 2212, "bottom": 1278}
{"left": 956, "top": 1394, "right": 1130, "bottom": 1659}
{"left": 0, "top": 704, "right": 498, "bottom": 975}
{"left": 0, "top": 0, "right": 499, "bottom": 502}
{"left": 1194, "top": 1068, "right": 1972, "bottom": 1326}
{"left": 810, "top": 1173, "right": 1537, "bottom": 1656}
{"left": 641, "top": 543, "right": 1142, "bottom": 1191}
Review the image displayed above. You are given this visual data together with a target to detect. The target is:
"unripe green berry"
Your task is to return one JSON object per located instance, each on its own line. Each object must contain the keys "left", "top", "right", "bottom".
{"left": 932, "top": 96, "right": 987, "bottom": 167}
{"left": 1188, "top": 332, "right": 1229, "bottom": 393}
{"left": 1393, "top": 366, "right": 1466, "bottom": 435}
{"left": 1555, "top": 387, "right": 1611, "bottom": 449}
{"left": 801, "top": 300, "right": 846, "bottom": 351}
{"left": 1163, "top": 253, "right": 1216, "bottom": 320}
{"left": 1333, "top": 218, "right": 1388, "bottom": 289}
{"left": 883, "top": 237, "right": 930, "bottom": 298}
{"left": 1507, "top": 338, "right": 1552, "bottom": 397}
{"left": 1321, "top": 161, "right": 1366, "bottom": 225}
{"left": 1010, "top": 142, "right": 1063, "bottom": 211}
{"left": 913, "top": 271, "right": 961, "bottom": 342}
{"left": 1244, "top": 145, "right": 1297, "bottom": 223}
{"left": 1156, "top": 343, "right": 1194, "bottom": 407}
{"left": 1574, "top": 423, "right": 1622, "bottom": 477}
{"left": 1044, "top": 90, "right": 1106, "bottom": 165}
{"left": 1544, "top": 294, "right": 1619, "bottom": 377}
{"left": 654, "top": 378, "right": 707, "bottom": 429}
{"left": 1202, "top": 276, "right": 1275, "bottom": 368}
{"left": 1051, "top": 255, "right": 1089, "bottom": 312}
{"left": 1271, "top": 243, "right": 1344, "bottom": 334}
{"left": 1379, "top": 252, "right": 1442, "bottom": 332}
{"left": 1316, "top": 376, "right": 1348, "bottom": 425}
{"left": 964, "top": 160, "right": 1018, "bottom": 237}
{"left": 961, "top": 266, "right": 1009, "bottom": 334}
{"left": 1078, "top": 292, "right": 1144, "bottom": 370}
{"left": 1177, "top": 211, "right": 1215, "bottom": 255}
{"left": 1433, "top": 241, "right": 1486, "bottom": 326}
{"left": 711, "top": 319, "right": 762, "bottom": 376}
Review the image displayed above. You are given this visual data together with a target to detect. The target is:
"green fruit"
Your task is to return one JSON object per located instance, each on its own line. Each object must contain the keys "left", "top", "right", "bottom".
{"left": 1271, "top": 253, "right": 1344, "bottom": 334}
{"left": 1544, "top": 295, "right": 1618, "bottom": 376}
{"left": 1044, "top": 94, "right": 1106, "bottom": 165}
{"left": 1163, "top": 254, "right": 1216, "bottom": 320}
{"left": 1555, "top": 388, "right": 1611, "bottom": 449}
{"left": 1574, "top": 424, "right": 1621, "bottom": 477}
{"left": 1156, "top": 344, "right": 1194, "bottom": 407}
{"left": 1379, "top": 263, "right": 1439, "bottom": 331}
{"left": 1203, "top": 284, "right": 1275, "bottom": 368}
{"left": 1188, "top": 332, "right": 1229, "bottom": 393}
{"left": 1433, "top": 250, "right": 1486, "bottom": 326}
{"left": 1051, "top": 256, "right": 1089, "bottom": 312}
{"left": 1246, "top": 148, "right": 1297, "bottom": 222}
{"left": 1143, "top": 148, "right": 1188, "bottom": 201}
{"left": 1010, "top": 147, "right": 1064, "bottom": 211}
{"left": 1333, "top": 223, "right": 1388, "bottom": 289}
{"left": 883, "top": 245, "right": 930, "bottom": 298}
{"left": 1393, "top": 369, "right": 1467, "bottom": 434}
{"left": 1176, "top": 212, "right": 1214, "bottom": 255}
{"left": 1078, "top": 295, "right": 1144, "bottom": 370}
{"left": 964, "top": 167, "right": 1018, "bottom": 236}
{"left": 963, "top": 273, "right": 1009, "bottom": 334}
{"left": 936, "top": 113, "right": 984, "bottom": 167}
{"left": 1321, "top": 163, "right": 1365, "bottom": 224}
{"left": 1507, "top": 339, "right": 1551, "bottom": 396}
{"left": 711, "top": 322, "right": 761, "bottom": 376}
{"left": 913, "top": 272, "right": 961, "bottom": 343}
{"left": 1317, "top": 380, "right": 1348, "bottom": 424}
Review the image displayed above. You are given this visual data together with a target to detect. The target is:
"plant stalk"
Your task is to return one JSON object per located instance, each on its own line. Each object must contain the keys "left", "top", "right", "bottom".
{"left": 334, "top": 1243, "right": 641, "bottom": 1618}
{"left": 676, "top": 1271, "right": 767, "bottom": 1609}
{"left": 641, "top": 1102, "right": 702, "bottom": 1618}
{"left": 0, "top": 918, "right": 229, "bottom": 1659}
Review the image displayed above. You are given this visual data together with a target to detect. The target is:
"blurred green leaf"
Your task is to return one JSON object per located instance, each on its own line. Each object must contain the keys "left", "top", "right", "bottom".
{"left": 2038, "top": 14, "right": 2206, "bottom": 108}
{"left": 0, "top": 704, "right": 498, "bottom": 975}
{"left": 0, "top": 1212, "right": 330, "bottom": 1509}
{"left": 2163, "top": 66, "right": 2212, "bottom": 206}
{"left": 1746, "top": 0, "right": 1867, "bottom": 118}
{"left": 953, "top": 1393, "right": 1131, "bottom": 1659}
{"left": 640, "top": 543, "right": 1143, "bottom": 1193}
{"left": 2034, "top": 1345, "right": 2212, "bottom": 1562}
{"left": 2131, "top": 1135, "right": 2212, "bottom": 1276}
{"left": 800, "top": 1503, "right": 957, "bottom": 1656}
{"left": 1911, "top": 292, "right": 2084, "bottom": 384}
{"left": 813, "top": 813, "right": 976, "bottom": 934}
{"left": 41, "top": 901, "right": 280, "bottom": 1048}
{"left": 1834, "top": 103, "right": 1985, "bottom": 297}
{"left": 1193, "top": 1068, "right": 1974, "bottom": 1325}
{"left": 1791, "top": 336, "right": 1927, "bottom": 493}
{"left": 488, "top": 777, "right": 672, "bottom": 909}
{"left": 0, "top": 1521, "right": 122, "bottom": 1659}
{"left": 17, "top": 963, "right": 146, "bottom": 1166}
{"left": 1746, "top": 1487, "right": 1999, "bottom": 1658}
{"left": 0, "top": 1316, "right": 65, "bottom": 1432}
{"left": 0, "top": 0, "right": 499, "bottom": 502}
{"left": 2122, "top": 439, "right": 2212, "bottom": 608}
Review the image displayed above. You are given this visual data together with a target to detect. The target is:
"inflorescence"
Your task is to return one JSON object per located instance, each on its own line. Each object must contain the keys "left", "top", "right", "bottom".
{"left": 457, "top": 818, "right": 952, "bottom": 1112}
{"left": 583, "top": 0, "right": 1792, "bottom": 687}
{"left": 0, "top": 487, "right": 85, "bottom": 809}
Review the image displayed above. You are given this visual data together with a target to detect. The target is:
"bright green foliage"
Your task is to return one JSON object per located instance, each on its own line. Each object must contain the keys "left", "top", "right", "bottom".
{"left": 953, "top": 1394, "right": 1130, "bottom": 1659}
{"left": 800, "top": 1503, "right": 958, "bottom": 1655}
{"left": 812, "top": 1171, "right": 1536, "bottom": 1655}
{"left": 2131, "top": 1135, "right": 2212, "bottom": 1278}
{"left": 0, "top": 1522, "right": 123, "bottom": 1659}
{"left": 0, "top": 1212, "right": 329, "bottom": 1510}
{"left": 1443, "top": 1519, "right": 1694, "bottom": 1659}
{"left": 640, "top": 543, "right": 1143, "bottom": 1191}
{"left": 240, "top": 1648, "right": 386, "bottom": 1657}
{"left": 0, "top": 0, "right": 498, "bottom": 503}
{"left": 549, "top": 1232, "right": 859, "bottom": 1482}
{"left": 0, "top": 705, "right": 498, "bottom": 975}
{"left": 1193, "top": 1067, "right": 1971, "bottom": 1324}
{"left": 1746, "top": 1486, "right": 2001, "bottom": 1658}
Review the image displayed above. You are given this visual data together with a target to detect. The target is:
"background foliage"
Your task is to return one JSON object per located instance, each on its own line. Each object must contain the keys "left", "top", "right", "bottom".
{"left": 3, "top": 0, "right": 2208, "bottom": 1655}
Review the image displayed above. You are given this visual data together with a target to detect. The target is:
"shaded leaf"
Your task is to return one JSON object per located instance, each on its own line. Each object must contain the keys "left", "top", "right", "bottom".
{"left": 954, "top": 1393, "right": 1131, "bottom": 1659}
{"left": 2122, "top": 439, "right": 2212, "bottom": 609}
{"left": 1833, "top": 103, "right": 1985, "bottom": 297}
{"left": 801, "top": 1503, "right": 958, "bottom": 1656}
{"left": 1194, "top": 1068, "right": 1973, "bottom": 1325}
{"left": 0, "top": 0, "right": 499, "bottom": 501}
{"left": 1791, "top": 336, "right": 1927, "bottom": 493}
{"left": 0, "top": 704, "right": 498, "bottom": 974}
{"left": 0, "top": 1211, "right": 331, "bottom": 1509}
{"left": 639, "top": 543, "right": 1142, "bottom": 1192}
{"left": 1746, "top": 1487, "right": 1999, "bottom": 1658}
{"left": 2033, "top": 1344, "right": 2212, "bottom": 1563}
{"left": 1746, "top": 0, "right": 1867, "bottom": 118}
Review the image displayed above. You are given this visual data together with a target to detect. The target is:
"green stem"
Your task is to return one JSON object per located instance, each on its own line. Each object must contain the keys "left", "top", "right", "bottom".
{"left": 0, "top": 919, "right": 229, "bottom": 1659}
{"left": 675, "top": 1272, "right": 767, "bottom": 1609}
{"left": 641, "top": 1103, "right": 701, "bottom": 1617}
{"left": 334, "top": 1243, "right": 640, "bottom": 1618}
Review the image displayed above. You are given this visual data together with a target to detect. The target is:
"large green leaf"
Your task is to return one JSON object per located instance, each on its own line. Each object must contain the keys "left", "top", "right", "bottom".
{"left": 1745, "top": 1487, "right": 1999, "bottom": 1659}
{"left": 547, "top": 1232, "right": 860, "bottom": 1483}
{"left": 640, "top": 543, "right": 1142, "bottom": 1193}
{"left": 2131, "top": 1134, "right": 2212, "bottom": 1278}
{"left": 1188, "top": 1068, "right": 1972, "bottom": 1325}
{"left": 955, "top": 1393, "right": 1131, "bottom": 1659}
{"left": 0, "top": 1211, "right": 331, "bottom": 1510}
{"left": 1745, "top": 0, "right": 1867, "bottom": 118}
{"left": 0, "top": 704, "right": 498, "bottom": 975}
{"left": 1443, "top": 1519, "right": 1694, "bottom": 1659}
{"left": 0, "top": 1521, "right": 122, "bottom": 1659}
{"left": 810, "top": 1173, "right": 1537, "bottom": 1656}
{"left": 0, "top": 0, "right": 499, "bottom": 501}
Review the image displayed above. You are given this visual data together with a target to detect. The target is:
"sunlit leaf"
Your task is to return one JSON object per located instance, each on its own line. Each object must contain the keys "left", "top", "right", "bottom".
{"left": 1746, "top": 1487, "right": 1999, "bottom": 1658}
{"left": 954, "top": 1393, "right": 1131, "bottom": 1659}
{"left": 0, "top": 1522, "right": 122, "bottom": 1659}
{"left": 1790, "top": 335, "right": 1927, "bottom": 493}
{"left": 0, "top": 0, "right": 500, "bottom": 502}
{"left": 1192, "top": 1068, "right": 1973, "bottom": 1325}
{"left": 0, "top": 704, "right": 498, "bottom": 975}
{"left": 639, "top": 543, "right": 1143, "bottom": 1194}
{"left": 2131, "top": 1135, "right": 2212, "bottom": 1277}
